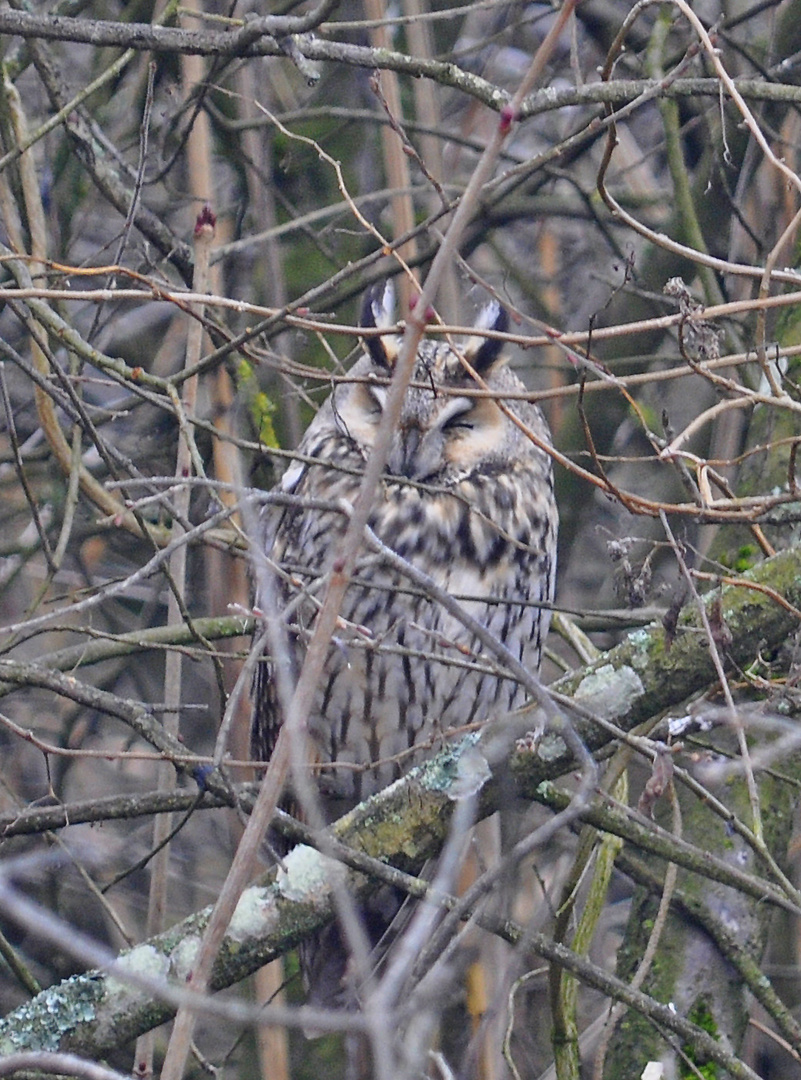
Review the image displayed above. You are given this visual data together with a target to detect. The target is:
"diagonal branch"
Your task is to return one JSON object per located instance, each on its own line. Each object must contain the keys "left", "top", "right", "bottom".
{"left": 2, "top": 542, "right": 801, "bottom": 1070}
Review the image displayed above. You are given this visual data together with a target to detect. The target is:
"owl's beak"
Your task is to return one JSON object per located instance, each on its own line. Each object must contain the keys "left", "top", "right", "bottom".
{"left": 387, "top": 424, "right": 444, "bottom": 482}
{"left": 387, "top": 423, "right": 423, "bottom": 479}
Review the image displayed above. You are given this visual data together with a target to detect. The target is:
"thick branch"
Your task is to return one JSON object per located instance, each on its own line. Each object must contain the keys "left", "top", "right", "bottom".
{"left": 0, "top": 746, "right": 759, "bottom": 1080}
{"left": 0, "top": 9, "right": 796, "bottom": 115}
{"left": 2, "top": 543, "right": 801, "bottom": 1062}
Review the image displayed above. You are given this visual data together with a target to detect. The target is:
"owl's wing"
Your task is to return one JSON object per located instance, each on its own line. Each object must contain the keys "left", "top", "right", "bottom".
{"left": 250, "top": 448, "right": 355, "bottom": 765}
{"left": 249, "top": 488, "right": 297, "bottom": 764}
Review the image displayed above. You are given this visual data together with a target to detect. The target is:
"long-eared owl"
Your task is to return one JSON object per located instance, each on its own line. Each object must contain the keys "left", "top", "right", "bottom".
{"left": 251, "top": 281, "right": 558, "bottom": 816}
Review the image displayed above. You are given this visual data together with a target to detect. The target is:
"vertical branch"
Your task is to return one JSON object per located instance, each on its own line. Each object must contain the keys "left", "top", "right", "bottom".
{"left": 592, "top": 771, "right": 678, "bottom": 1080}
{"left": 235, "top": 61, "right": 301, "bottom": 446}
{"left": 0, "top": 71, "right": 148, "bottom": 539}
{"left": 134, "top": 211, "right": 215, "bottom": 1080}
{"left": 658, "top": 510, "right": 763, "bottom": 843}
{"left": 1, "top": 67, "right": 71, "bottom": 509}
{"left": 0, "top": 67, "right": 84, "bottom": 612}
{"left": 222, "top": 61, "right": 294, "bottom": 1080}
{"left": 645, "top": 10, "right": 747, "bottom": 563}
{"left": 646, "top": 12, "right": 723, "bottom": 309}
{"left": 179, "top": 0, "right": 213, "bottom": 208}
{"left": 402, "top": 0, "right": 460, "bottom": 321}
{"left": 365, "top": 0, "right": 418, "bottom": 311}
{"left": 673, "top": 0, "right": 801, "bottom": 398}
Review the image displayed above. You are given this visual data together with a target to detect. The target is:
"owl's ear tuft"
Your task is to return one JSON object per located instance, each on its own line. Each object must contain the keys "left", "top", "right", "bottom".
{"left": 466, "top": 300, "right": 509, "bottom": 374}
{"left": 361, "top": 280, "right": 399, "bottom": 369}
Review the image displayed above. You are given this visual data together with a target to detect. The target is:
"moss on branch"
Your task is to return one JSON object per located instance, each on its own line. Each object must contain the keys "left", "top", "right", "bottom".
{"left": 2, "top": 544, "right": 801, "bottom": 1063}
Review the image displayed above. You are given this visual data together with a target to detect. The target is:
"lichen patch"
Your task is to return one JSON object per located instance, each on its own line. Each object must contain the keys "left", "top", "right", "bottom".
{"left": 277, "top": 844, "right": 345, "bottom": 903}
{"left": 574, "top": 663, "right": 645, "bottom": 720}
{"left": 228, "top": 886, "right": 277, "bottom": 941}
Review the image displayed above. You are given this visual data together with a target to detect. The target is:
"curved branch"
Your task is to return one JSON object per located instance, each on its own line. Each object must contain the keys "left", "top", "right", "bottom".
{"left": 2, "top": 543, "right": 801, "bottom": 1067}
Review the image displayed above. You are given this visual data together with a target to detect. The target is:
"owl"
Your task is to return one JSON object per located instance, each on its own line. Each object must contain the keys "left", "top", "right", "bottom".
{"left": 251, "top": 282, "right": 557, "bottom": 1013}
{"left": 252, "top": 281, "right": 558, "bottom": 813}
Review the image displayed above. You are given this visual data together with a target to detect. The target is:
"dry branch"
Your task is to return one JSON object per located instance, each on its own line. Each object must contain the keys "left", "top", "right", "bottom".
{"left": 1, "top": 541, "right": 800, "bottom": 1075}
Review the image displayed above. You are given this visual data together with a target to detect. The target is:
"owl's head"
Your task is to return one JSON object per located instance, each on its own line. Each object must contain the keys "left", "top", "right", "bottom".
{"left": 320, "top": 281, "right": 547, "bottom": 486}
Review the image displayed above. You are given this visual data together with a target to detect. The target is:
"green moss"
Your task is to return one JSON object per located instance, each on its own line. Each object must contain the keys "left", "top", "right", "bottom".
{"left": 607, "top": 894, "right": 684, "bottom": 1071}
{"left": 234, "top": 358, "right": 280, "bottom": 448}
{"left": 680, "top": 997, "right": 720, "bottom": 1080}
{"left": 251, "top": 391, "right": 279, "bottom": 449}
{"left": 775, "top": 296, "right": 801, "bottom": 347}
{"left": 719, "top": 544, "right": 759, "bottom": 573}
